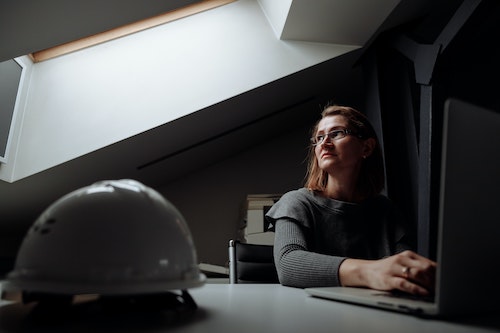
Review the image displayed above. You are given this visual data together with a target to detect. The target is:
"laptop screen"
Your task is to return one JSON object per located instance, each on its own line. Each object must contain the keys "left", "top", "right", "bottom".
{"left": 435, "top": 98, "right": 500, "bottom": 314}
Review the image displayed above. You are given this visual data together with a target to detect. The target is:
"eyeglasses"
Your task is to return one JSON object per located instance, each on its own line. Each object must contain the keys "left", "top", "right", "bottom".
{"left": 310, "top": 128, "right": 359, "bottom": 146}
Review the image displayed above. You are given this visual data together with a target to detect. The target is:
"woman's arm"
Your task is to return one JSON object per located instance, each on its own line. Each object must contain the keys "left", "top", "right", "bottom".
{"left": 273, "top": 219, "right": 347, "bottom": 288}
{"left": 274, "top": 218, "right": 436, "bottom": 293}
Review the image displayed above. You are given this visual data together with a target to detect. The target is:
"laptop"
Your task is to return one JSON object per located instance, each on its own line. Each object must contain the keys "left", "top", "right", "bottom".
{"left": 305, "top": 98, "right": 500, "bottom": 317}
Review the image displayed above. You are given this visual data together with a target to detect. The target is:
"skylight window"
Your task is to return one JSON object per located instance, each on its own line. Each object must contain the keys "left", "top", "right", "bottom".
{"left": 30, "top": 0, "right": 235, "bottom": 63}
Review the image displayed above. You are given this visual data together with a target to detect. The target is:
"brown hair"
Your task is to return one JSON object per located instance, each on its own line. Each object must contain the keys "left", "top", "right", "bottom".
{"left": 304, "top": 104, "right": 385, "bottom": 199}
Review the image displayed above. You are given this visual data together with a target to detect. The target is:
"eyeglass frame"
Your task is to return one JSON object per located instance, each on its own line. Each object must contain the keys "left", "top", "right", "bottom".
{"left": 310, "top": 128, "right": 363, "bottom": 146}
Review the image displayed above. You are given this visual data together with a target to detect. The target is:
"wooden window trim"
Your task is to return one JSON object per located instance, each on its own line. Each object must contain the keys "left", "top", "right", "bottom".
{"left": 30, "top": 0, "right": 236, "bottom": 63}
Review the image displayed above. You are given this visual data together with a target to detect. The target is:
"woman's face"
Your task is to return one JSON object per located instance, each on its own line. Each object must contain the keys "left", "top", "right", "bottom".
{"left": 314, "top": 115, "right": 374, "bottom": 175}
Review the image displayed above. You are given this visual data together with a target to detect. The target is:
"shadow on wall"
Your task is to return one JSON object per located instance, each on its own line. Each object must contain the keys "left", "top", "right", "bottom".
{"left": 157, "top": 124, "right": 312, "bottom": 267}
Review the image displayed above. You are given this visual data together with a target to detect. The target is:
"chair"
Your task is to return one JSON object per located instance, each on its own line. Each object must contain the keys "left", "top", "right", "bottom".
{"left": 228, "top": 240, "right": 279, "bottom": 284}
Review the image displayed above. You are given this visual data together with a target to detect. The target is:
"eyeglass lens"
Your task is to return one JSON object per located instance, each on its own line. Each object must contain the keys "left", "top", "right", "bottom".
{"left": 312, "top": 129, "right": 347, "bottom": 145}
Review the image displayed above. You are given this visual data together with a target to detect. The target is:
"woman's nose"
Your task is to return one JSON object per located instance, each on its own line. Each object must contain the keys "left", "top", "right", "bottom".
{"left": 320, "top": 137, "right": 334, "bottom": 146}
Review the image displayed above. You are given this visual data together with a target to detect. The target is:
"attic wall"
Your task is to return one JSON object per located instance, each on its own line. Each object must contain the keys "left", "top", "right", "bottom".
{"left": 0, "top": 59, "right": 363, "bottom": 278}
{"left": 1, "top": 0, "right": 355, "bottom": 182}
{"left": 157, "top": 124, "right": 311, "bottom": 267}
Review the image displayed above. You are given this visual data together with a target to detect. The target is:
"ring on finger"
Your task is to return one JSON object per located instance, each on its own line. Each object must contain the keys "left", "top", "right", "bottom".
{"left": 402, "top": 266, "right": 410, "bottom": 279}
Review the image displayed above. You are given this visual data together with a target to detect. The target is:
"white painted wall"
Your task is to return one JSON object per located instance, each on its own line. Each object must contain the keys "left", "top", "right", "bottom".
{"left": 257, "top": 0, "right": 293, "bottom": 39}
{"left": 3, "top": 0, "right": 358, "bottom": 182}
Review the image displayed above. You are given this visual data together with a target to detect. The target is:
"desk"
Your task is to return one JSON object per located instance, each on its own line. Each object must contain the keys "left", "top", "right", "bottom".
{"left": 1, "top": 283, "right": 499, "bottom": 333}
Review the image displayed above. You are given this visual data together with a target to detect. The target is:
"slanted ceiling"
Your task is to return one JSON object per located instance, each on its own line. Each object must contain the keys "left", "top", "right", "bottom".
{"left": 0, "top": 0, "right": 435, "bottom": 231}
{"left": 0, "top": 0, "right": 401, "bottom": 62}
{"left": 0, "top": 0, "right": 203, "bottom": 62}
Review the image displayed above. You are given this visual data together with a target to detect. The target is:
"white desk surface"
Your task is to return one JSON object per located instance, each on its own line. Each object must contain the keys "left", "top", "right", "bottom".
{"left": 1, "top": 283, "right": 499, "bottom": 333}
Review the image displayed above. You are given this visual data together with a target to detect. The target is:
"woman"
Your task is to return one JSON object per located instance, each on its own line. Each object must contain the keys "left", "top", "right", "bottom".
{"left": 266, "top": 104, "right": 436, "bottom": 295}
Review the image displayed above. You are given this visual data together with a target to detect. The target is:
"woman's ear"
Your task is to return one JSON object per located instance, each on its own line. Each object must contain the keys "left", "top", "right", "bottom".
{"left": 362, "top": 138, "right": 376, "bottom": 158}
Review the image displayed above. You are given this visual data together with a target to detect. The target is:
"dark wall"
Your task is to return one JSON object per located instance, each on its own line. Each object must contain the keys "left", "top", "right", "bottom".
{"left": 434, "top": 0, "right": 500, "bottom": 111}
{"left": 360, "top": 0, "right": 499, "bottom": 259}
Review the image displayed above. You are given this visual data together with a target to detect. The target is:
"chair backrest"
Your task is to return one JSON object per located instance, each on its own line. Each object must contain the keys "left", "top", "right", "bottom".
{"left": 228, "top": 240, "right": 279, "bottom": 284}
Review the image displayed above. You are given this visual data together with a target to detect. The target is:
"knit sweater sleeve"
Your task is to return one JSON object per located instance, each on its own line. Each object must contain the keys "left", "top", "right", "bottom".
{"left": 267, "top": 189, "right": 413, "bottom": 288}
{"left": 273, "top": 218, "right": 347, "bottom": 288}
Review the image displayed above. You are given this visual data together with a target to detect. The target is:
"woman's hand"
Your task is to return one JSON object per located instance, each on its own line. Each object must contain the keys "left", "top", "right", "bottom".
{"left": 339, "top": 250, "right": 436, "bottom": 295}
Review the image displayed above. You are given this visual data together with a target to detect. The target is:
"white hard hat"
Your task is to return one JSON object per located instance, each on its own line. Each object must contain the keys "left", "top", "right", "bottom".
{"left": 6, "top": 179, "right": 205, "bottom": 296}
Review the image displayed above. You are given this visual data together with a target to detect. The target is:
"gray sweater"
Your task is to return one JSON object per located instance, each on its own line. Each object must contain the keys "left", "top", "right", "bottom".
{"left": 265, "top": 188, "right": 412, "bottom": 288}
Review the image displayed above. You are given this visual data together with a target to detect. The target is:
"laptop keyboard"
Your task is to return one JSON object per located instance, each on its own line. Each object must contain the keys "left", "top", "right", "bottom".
{"left": 387, "top": 290, "right": 435, "bottom": 303}
{"left": 374, "top": 290, "right": 435, "bottom": 303}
